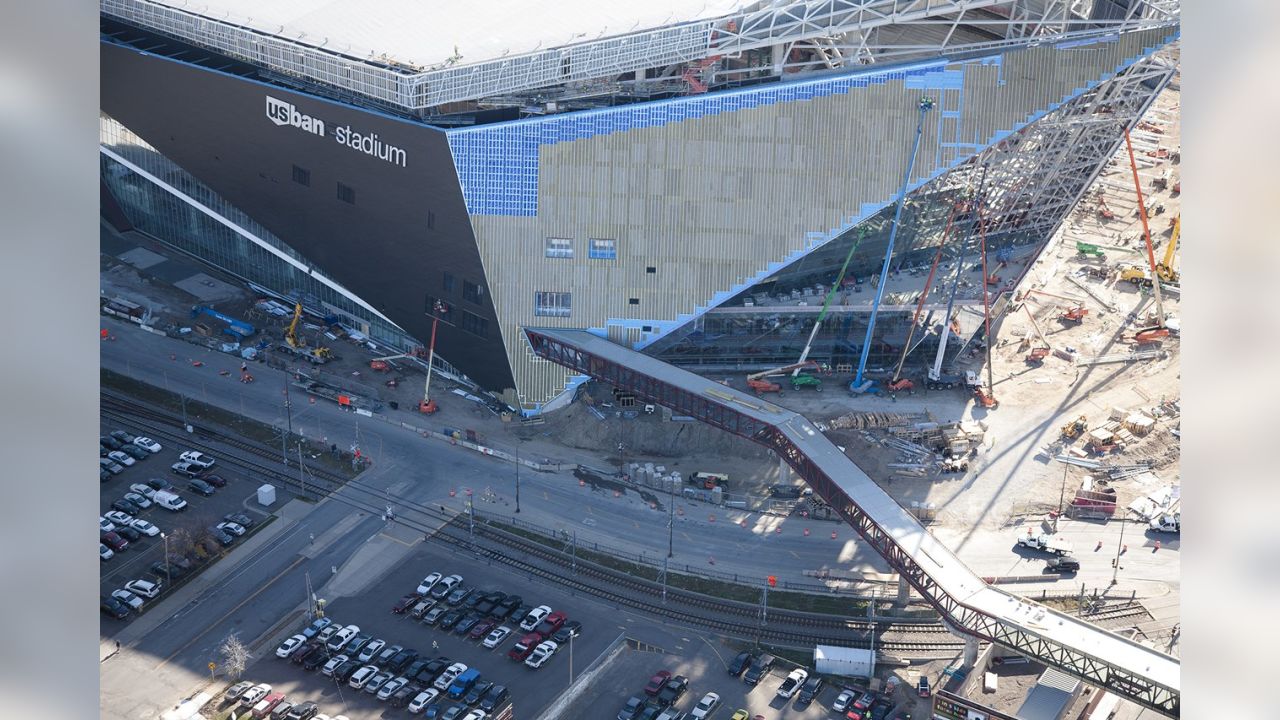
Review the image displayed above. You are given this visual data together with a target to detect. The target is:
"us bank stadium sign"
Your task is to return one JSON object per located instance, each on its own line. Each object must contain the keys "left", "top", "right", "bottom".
{"left": 266, "top": 96, "right": 407, "bottom": 168}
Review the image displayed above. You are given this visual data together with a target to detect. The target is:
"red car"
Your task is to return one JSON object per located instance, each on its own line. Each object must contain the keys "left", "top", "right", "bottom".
{"left": 251, "top": 692, "right": 285, "bottom": 718}
{"left": 536, "top": 610, "right": 567, "bottom": 636}
{"left": 468, "top": 617, "right": 498, "bottom": 640}
{"left": 202, "top": 474, "right": 228, "bottom": 487}
{"left": 391, "top": 593, "right": 421, "bottom": 614}
{"left": 644, "top": 670, "right": 672, "bottom": 696}
{"left": 101, "top": 531, "right": 129, "bottom": 552}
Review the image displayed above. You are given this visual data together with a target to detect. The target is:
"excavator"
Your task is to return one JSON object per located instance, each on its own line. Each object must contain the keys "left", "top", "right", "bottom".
{"left": 282, "top": 302, "right": 334, "bottom": 364}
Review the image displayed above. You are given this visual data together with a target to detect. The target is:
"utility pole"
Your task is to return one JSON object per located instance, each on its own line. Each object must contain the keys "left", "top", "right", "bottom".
{"left": 468, "top": 499, "right": 475, "bottom": 543}
{"left": 514, "top": 441, "right": 522, "bottom": 513}
{"left": 667, "top": 479, "right": 675, "bottom": 559}
{"left": 571, "top": 530, "right": 577, "bottom": 574}
{"left": 1055, "top": 464, "right": 1068, "bottom": 531}
{"left": 161, "top": 532, "right": 171, "bottom": 588}
{"left": 1111, "top": 515, "right": 1127, "bottom": 585}
{"left": 660, "top": 555, "right": 669, "bottom": 604}
{"left": 297, "top": 443, "right": 306, "bottom": 498}
{"left": 282, "top": 373, "right": 293, "bottom": 466}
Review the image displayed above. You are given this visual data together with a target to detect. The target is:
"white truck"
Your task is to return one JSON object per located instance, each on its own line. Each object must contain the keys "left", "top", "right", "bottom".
{"left": 1149, "top": 513, "right": 1180, "bottom": 533}
{"left": 1015, "top": 531, "right": 1073, "bottom": 555}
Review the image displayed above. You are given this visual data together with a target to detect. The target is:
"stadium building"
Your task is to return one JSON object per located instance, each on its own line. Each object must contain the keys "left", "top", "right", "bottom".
{"left": 99, "top": 0, "right": 1180, "bottom": 412}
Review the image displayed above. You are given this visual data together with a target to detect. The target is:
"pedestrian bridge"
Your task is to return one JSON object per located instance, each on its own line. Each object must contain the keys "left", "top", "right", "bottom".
{"left": 525, "top": 327, "right": 1179, "bottom": 717}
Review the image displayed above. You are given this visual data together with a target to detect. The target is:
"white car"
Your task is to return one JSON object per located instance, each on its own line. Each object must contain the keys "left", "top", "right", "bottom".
{"left": 100, "top": 544, "right": 114, "bottom": 561}
{"left": 349, "top": 665, "right": 379, "bottom": 690}
{"left": 416, "top": 572, "right": 444, "bottom": 595}
{"left": 322, "top": 654, "right": 349, "bottom": 676}
{"left": 111, "top": 589, "right": 144, "bottom": 611}
{"left": 461, "top": 711, "right": 487, "bottom": 720}
{"left": 519, "top": 605, "right": 552, "bottom": 631}
{"left": 357, "top": 639, "right": 385, "bottom": 664}
{"left": 832, "top": 689, "right": 856, "bottom": 713}
{"left": 108, "top": 450, "right": 136, "bottom": 467}
{"left": 179, "top": 450, "right": 216, "bottom": 469}
{"left": 125, "top": 579, "right": 161, "bottom": 599}
{"left": 123, "top": 492, "right": 153, "bottom": 509}
{"left": 99, "top": 516, "right": 116, "bottom": 533}
{"left": 238, "top": 683, "right": 271, "bottom": 707}
{"left": 377, "top": 676, "right": 408, "bottom": 701}
{"left": 429, "top": 574, "right": 463, "bottom": 599}
{"left": 104, "top": 510, "right": 134, "bottom": 526}
{"left": 690, "top": 692, "right": 721, "bottom": 719}
{"left": 482, "top": 625, "right": 512, "bottom": 649}
{"left": 130, "top": 519, "right": 161, "bottom": 537}
{"left": 433, "top": 662, "right": 467, "bottom": 691}
{"left": 129, "top": 483, "right": 157, "bottom": 500}
{"left": 327, "top": 624, "right": 360, "bottom": 652}
{"left": 133, "top": 436, "right": 163, "bottom": 453}
{"left": 523, "top": 640, "right": 558, "bottom": 669}
{"left": 776, "top": 668, "right": 808, "bottom": 699}
{"left": 276, "top": 634, "right": 307, "bottom": 658}
{"left": 408, "top": 688, "right": 439, "bottom": 714}
{"left": 363, "top": 671, "right": 393, "bottom": 695}
{"left": 217, "top": 521, "right": 246, "bottom": 537}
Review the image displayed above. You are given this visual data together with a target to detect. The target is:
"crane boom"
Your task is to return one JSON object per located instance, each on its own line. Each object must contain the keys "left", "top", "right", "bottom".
{"left": 891, "top": 205, "right": 957, "bottom": 383}
{"left": 1123, "top": 128, "right": 1165, "bottom": 326}
{"left": 285, "top": 302, "right": 304, "bottom": 349}
{"left": 793, "top": 227, "right": 867, "bottom": 374}
{"left": 1157, "top": 215, "right": 1180, "bottom": 282}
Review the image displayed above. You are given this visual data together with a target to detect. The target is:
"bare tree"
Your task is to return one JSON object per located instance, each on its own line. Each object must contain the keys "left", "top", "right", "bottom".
{"left": 218, "top": 632, "right": 250, "bottom": 680}
{"left": 164, "top": 527, "right": 195, "bottom": 563}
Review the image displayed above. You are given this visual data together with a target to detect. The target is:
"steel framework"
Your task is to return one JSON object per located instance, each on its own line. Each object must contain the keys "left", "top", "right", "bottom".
{"left": 524, "top": 327, "right": 1179, "bottom": 716}
{"left": 101, "top": 0, "right": 1178, "bottom": 114}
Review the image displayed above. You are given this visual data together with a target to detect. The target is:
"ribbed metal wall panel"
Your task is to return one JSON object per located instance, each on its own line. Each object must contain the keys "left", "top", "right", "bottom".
{"left": 472, "top": 27, "right": 1171, "bottom": 406}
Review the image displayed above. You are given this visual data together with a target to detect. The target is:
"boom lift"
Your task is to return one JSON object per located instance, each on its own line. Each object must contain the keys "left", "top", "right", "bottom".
{"left": 1022, "top": 306, "right": 1053, "bottom": 365}
{"left": 417, "top": 300, "right": 449, "bottom": 414}
{"left": 1022, "top": 289, "right": 1089, "bottom": 324}
{"left": 887, "top": 204, "right": 961, "bottom": 395}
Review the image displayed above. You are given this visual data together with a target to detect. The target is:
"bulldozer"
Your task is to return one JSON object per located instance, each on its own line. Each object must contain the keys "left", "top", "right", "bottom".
{"left": 1061, "top": 415, "right": 1088, "bottom": 440}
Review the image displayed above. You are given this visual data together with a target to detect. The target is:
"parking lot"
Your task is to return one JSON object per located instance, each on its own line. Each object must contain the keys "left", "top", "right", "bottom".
{"left": 99, "top": 419, "right": 269, "bottom": 632}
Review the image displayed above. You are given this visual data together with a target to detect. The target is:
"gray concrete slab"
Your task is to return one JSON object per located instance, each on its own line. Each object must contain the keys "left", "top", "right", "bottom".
{"left": 118, "top": 246, "right": 169, "bottom": 270}
{"left": 173, "top": 272, "right": 242, "bottom": 303}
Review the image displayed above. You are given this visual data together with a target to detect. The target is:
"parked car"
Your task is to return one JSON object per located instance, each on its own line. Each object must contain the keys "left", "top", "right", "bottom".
{"left": 918, "top": 676, "right": 932, "bottom": 697}
{"left": 131, "top": 518, "right": 161, "bottom": 537}
{"left": 644, "top": 670, "right": 672, "bottom": 696}
{"left": 321, "top": 653, "right": 349, "bottom": 676}
{"left": 209, "top": 525, "right": 235, "bottom": 546}
{"left": 482, "top": 626, "right": 512, "bottom": 649}
{"left": 416, "top": 572, "right": 444, "bottom": 595}
{"left": 147, "top": 477, "right": 174, "bottom": 492}
{"left": 348, "top": 665, "right": 380, "bottom": 690}
{"left": 478, "top": 684, "right": 508, "bottom": 712}
{"left": 552, "top": 620, "right": 582, "bottom": 643}
{"left": 524, "top": 640, "right": 558, "bottom": 669}
{"left": 125, "top": 579, "right": 161, "bottom": 598}
{"left": 218, "top": 521, "right": 246, "bottom": 536}
{"left": 377, "top": 676, "right": 409, "bottom": 701}
{"left": 101, "top": 435, "right": 123, "bottom": 450}
{"left": 454, "top": 614, "right": 482, "bottom": 636}
{"left": 423, "top": 606, "right": 450, "bottom": 626}
{"left": 238, "top": 683, "right": 272, "bottom": 708}
{"left": 357, "top": 638, "right": 385, "bottom": 664}
{"left": 111, "top": 430, "right": 137, "bottom": 444}
{"left": 388, "top": 648, "right": 420, "bottom": 674}
{"left": 202, "top": 473, "right": 228, "bottom": 487}
{"left": 123, "top": 489, "right": 153, "bottom": 507}
{"left": 690, "top": 693, "right": 721, "bottom": 720}
{"left": 101, "top": 458, "right": 125, "bottom": 475}
{"left": 111, "top": 498, "right": 141, "bottom": 515}
{"left": 439, "top": 611, "right": 464, "bottom": 631}
{"left": 224, "top": 511, "right": 255, "bottom": 528}
{"left": 100, "top": 543, "right": 114, "bottom": 561}
{"left": 776, "top": 668, "right": 808, "bottom": 699}
{"left": 179, "top": 450, "right": 216, "bottom": 469}
{"left": 327, "top": 624, "right": 360, "bottom": 652}
{"left": 301, "top": 617, "right": 332, "bottom": 638}
{"left": 121, "top": 445, "right": 150, "bottom": 461}
{"left": 832, "top": 689, "right": 856, "bottom": 713}
{"left": 334, "top": 660, "right": 361, "bottom": 684}
{"left": 468, "top": 618, "right": 498, "bottom": 641}
{"left": 188, "top": 479, "right": 217, "bottom": 496}
{"left": 409, "top": 688, "right": 440, "bottom": 714}
{"left": 656, "top": 675, "right": 688, "bottom": 708}
{"left": 446, "top": 586, "right": 474, "bottom": 606}
{"left": 99, "top": 516, "right": 116, "bottom": 533}
{"left": 133, "top": 436, "right": 162, "bottom": 453}
{"left": 1045, "top": 555, "right": 1081, "bottom": 573}
{"left": 433, "top": 662, "right": 468, "bottom": 691}
{"left": 101, "top": 595, "right": 130, "bottom": 619}
{"left": 171, "top": 462, "right": 202, "bottom": 478}
{"left": 250, "top": 691, "right": 284, "bottom": 718}
{"left": 389, "top": 682, "right": 419, "bottom": 708}
{"left": 104, "top": 509, "right": 134, "bottom": 526}
{"left": 101, "top": 531, "right": 129, "bottom": 552}
{"left": 795, "top": 676, "right": 823, "bottom": 709}
{"left": 129, "top": 483, "right": 157, "bottom": 499}
{"left": 115, "top": 525, "right": 142, "bottom": 542}
{"left": 411, "top": 598, "right": 438, "bottom": 619}
{"left": 108, "top": 450, "right": 136, "bottom": 467}
{"left": 345, "top": 634, "right": 371, "bottom": 657}
{"left": 225, "top": 681, "right": 254, "bottom": 701}
{"left": 429, "top": 574, "right": 463, "bottom": 599}
{"left": 463, "top": 679, "right": 494, "bottom": 706}
{"left": 286, "top": 701, "right": 319, "bottom": 720}
{"left": 153, "top": 490, "right": 188, "bottom": 511}
{"left": 393, "top": 593, "right": 422, "bottom": 613}
{"left": 377, "top": 644, "right": 403, "bottom": 666}
{"left": 268, "top": 698, "right": 294, "bottom": 718}
{"left": 742, "top": 653, "right": 775, "bottom": 685}
{"left": 519, "top": 605, "right": 552, "bottom": 631}
{"left": 276, "top": 634, "right": 307, "bottom": 658}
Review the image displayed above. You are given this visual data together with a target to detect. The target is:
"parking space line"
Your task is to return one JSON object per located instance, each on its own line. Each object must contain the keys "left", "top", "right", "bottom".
{"left": 153, "top": 554, "right": 306, "bottom": 671}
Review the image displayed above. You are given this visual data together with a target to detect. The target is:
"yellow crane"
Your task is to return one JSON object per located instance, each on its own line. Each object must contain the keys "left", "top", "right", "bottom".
{"left": 285, "top": 302, "right": 304, "bottom": 349}
{"left": 1156, "top": 215, "right": 1179, "bottom": 284}
{"left": 282, "top": 302, "right": 333, "bottom": 363}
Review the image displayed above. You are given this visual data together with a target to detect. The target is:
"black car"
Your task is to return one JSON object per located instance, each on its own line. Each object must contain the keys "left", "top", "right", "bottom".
{"left": 101, "top": 595, "right": 130, "bottom": 619}
{"left": 388, "top": 648, "right": 420, "bottom": 674}
{"left": 463, "top": 679, "right": 494, "bottom": 706}
{"left": 463, "top": 591, "right": 487, "bottom": 610}
{"left": 493, "top": 594, "right": 522, "bottom": 619}
{"left": 224, "top": 512, "right": 255, "bottom": 528}
{"left": 446, "top": 586, "right": 473, "bottom": 606}
{"left": 438, "top": 610, "right": 463, "bottom": 630}
{"left": 150, "top": 561, "right": 187, "bottom": 580}
{"left": 110, "top": 430, "right": 136, "bottom": 444}
{"left": 655, "top": 675, "right": 688, "bottom": 708}
{"left": 209, "top": 526, "right": 234, "bottom": 546}
{"left": 728, "top": 650, "right": 756, "bottom": 676}
{"left": 146, "top": 477, "right": 173, "bottom": 492}
{"left": 291, "top": 640, "right": 321, "bottom": 663}
{"left": 121, "top": 445, "right": 150, "bottom": 461}
{"left": 795, "top": 676, "right": 823, "bottom": 708}
{"left": 285, "top": 700, "right": 318, "bottom": 719}
{"left": 617, "top": 696, "right": 646, "bottom": 720}
{"left": 552, "top": 620, "right": 582, "bottom": 644}
{"left": 301, "top": 646, "right": 330, "bottom": 670}
{"left": 389, "top": 683, "right": 419, "bottom": 708}
{"left": 115, "top": 525, "right": 142, "bottom": 542}
{"left": 405, "top": 659, "right": 431, "bottom": 680}
{"left": 101, "top": 435, "right": 123, "bottom": 450}
{"left": 417, "top": 657, "right": 451, "bottom": 684}
{"left": 454, "top": 614, "right": 481, "bottom": 636}
{"left": 1046, "top": 555, "right": 1081, "bottom": 572}
{"left": 111, "top": 498, "right": 142, "bottom": 515}
{"left": 743, "top": 654, "right": 775, "bottom": 685}
{"left": 333, "top": 660, "right": 360, "bottom": 683}
{"left": 188, "top": 479, "right": 216, "bottom": 496}
{"left": 479, "top": 684, "right": 508, "bottom": 712}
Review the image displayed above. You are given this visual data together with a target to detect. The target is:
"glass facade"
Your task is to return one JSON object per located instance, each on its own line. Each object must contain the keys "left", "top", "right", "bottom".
{"left": 99, "top": 114, "right": 422, "bottom": 353}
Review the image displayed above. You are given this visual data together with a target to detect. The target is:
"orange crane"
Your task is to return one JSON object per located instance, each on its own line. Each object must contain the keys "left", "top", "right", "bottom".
{"left": 1123, "top": 129, "right": 1170, "bottom": 345}
{"left": 887, "top": 203, "right": 962, "bottom": 394}
{"left": 1022, "top": 305, "right": 1053, "bottom": 365}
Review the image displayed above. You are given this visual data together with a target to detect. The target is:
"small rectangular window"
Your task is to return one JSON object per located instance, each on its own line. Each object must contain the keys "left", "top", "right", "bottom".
{"left": 589, "top": 238, "right": 617, "bottom": 260}
{"left": 442, "top": 271, "right": 455, "bottom": 292}
{"left": 534, "top": 291, "right": 572, "bottom": 317}
{"left": 427, "top": 210, "right": 436, "bottom": 230}
{"left": 291, "top": 165, "right": 310, "bottom": 186}
{"left": 646, "top": 266, "right": 657, "bottom": 274}
{"left": 459, "top": 311, "right": 488, "bottom": 338}
{"left": 336, "top": 182, "right": 355, "bottom": 204}
{"left": 463, "top": 280, "right": 484, "bottom": 304}
{"left": 545, "top": 237, "right": 574, "bottom": 259}
{"left": 628, "top": 298, "right": 640, "bottom": 305}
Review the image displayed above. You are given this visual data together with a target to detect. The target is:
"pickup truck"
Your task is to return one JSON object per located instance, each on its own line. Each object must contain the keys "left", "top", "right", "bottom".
{"left": 1015, "top": 532, "right": 1073, "bottom": 555}
{"left": 1149, "top": 514, "right": 1180, "bottom": 533}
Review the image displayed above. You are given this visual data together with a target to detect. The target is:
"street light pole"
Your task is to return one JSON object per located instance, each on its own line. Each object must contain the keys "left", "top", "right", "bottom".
{"left": 1111, "top": 515, "right": 1127, "bottom": 585}
{"left": 514, "top": 442, "right": 521, "bottom": 513}
{"left": 1055, "top": 464, "right": 1068, "bottom": 532}
{"left": 667, "top": 479, "right": 675, "bottom": 559}
{"left": 161, "top": 532, "right": 171, "bottom": 588}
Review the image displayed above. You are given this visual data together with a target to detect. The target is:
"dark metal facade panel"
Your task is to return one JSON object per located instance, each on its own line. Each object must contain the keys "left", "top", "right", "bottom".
{"left": 99, "top": 40, "right": 515, "bottom": 392}
{"left": 523, "top": 326, "right": 1179, "bottom": 717}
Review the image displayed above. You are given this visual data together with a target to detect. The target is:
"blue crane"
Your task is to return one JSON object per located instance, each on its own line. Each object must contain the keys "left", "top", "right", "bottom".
{"left": 851, "top": 96, "right": 934, "bottom": 393}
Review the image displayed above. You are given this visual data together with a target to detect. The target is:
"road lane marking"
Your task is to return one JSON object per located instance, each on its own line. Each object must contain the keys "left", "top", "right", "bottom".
{"left": 153, "top": 554, "right": 307, "bottom": 671}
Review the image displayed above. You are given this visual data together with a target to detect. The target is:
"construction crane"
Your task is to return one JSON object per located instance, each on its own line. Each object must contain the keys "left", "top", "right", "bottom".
{"left": 1156, "top": 215, "right": 1180, "bottom": 284}
{"left": 790, "top": 226, "right": 869, "bottom": 380}
{"left": 282, "top": 302, "right": 334, "bottom": 364}
{"left": 887, "top": 204, "right": 960, "bottom": 394}
{"left": 284, "top": 302, "right": 304, "bottom": 349}
{"left": 418, "top": 300, "right": 448, "bottom": 414}
{"left": 852, "top": 95, "right": 935, "bottom": 393}
{"left": 1022, "top": 305, "right": 1053, "bottom": 365}
{"left": 1123, "top": 128, "right": 1170, "bottom": 345}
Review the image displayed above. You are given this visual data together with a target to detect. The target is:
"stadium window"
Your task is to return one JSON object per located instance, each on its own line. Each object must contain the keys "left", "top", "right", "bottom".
{"left": 588, "top": 238, "right": 617, "bottom": 260}
{"left": 646, "top": 266, "right": 657, "bottom": 274}
{"left": 534, "top": 291, "right": 572, "bottom": 317}
{"left": 291, "top": 165, "right": 310, "bottom": 186}
{"left": 442, "top": 271, "right": 455, "bottom": 293}
{"left": 545, "top": 237, "right": 574, "bottom": 259}
{"left": 629, "top": 298, "right": 640, "bottom": 305}
{"left": 463, "top": 280, "right": 484, "bottom": 304}
{"left": 459, "top": 311, "right": 488, "bottom": 338}
{"left": 336, "top": 182, "right": 355, "bottom": 204}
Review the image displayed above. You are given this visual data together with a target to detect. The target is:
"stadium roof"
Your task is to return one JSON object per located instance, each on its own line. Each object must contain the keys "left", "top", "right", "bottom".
{"left": 134, "top": 0, "right": 746, "bottom": 70}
